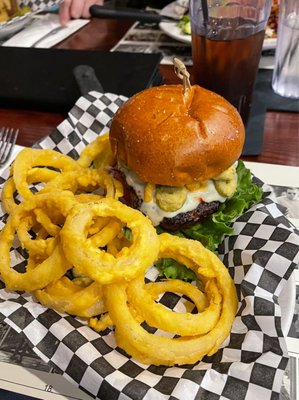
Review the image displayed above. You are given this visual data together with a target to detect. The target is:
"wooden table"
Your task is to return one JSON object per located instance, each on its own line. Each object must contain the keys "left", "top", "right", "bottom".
{"left": 0, "top": 17, "right": 298, "bottom": 166}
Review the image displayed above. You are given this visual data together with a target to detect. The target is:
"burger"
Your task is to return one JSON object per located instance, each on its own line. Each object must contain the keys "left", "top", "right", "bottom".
{"left": 109, "top": 84, "right": 262, "bottom": 250}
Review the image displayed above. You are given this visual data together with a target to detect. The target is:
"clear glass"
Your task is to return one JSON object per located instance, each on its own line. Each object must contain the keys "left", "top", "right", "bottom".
{"left": 272, "top": 0, "right": 299, "bottom": 99}
{"left": 190, "top": 0, "right": 272, "bottom": 125}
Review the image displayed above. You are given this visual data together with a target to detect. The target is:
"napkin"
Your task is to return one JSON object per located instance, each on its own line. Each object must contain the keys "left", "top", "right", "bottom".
{"left": 2, "top": 13, "right": 89, "bottom": 48}
{"left": 0, "top": 144, "right": 23, "bottom": 174}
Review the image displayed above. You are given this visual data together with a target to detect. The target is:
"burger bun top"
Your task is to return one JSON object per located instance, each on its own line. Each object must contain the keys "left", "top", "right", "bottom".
{"left": 110, "top": 84, "right": 245, "bottom": 186}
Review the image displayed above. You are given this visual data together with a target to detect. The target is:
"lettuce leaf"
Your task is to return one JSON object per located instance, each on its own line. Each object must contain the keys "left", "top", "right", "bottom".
{"left": 155, "top": 258, "right": 197, "bottom": 282}
{"left": 156, "top": 161, "right": 263, "bottom": 279}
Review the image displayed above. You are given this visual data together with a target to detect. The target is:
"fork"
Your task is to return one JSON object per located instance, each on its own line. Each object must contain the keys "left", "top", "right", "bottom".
{"left": 0, "top": 127, "right": 19, "bottom": 167}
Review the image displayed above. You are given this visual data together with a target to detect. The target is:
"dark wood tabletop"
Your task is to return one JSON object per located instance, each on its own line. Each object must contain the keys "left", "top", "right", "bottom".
{"left": 1, "top": 17, "right": 298, "bottom": 166}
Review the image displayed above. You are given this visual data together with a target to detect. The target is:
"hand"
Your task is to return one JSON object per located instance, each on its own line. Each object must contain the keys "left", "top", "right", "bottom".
{"left": 59, "top": 0, "right": 104, "bottom": 26}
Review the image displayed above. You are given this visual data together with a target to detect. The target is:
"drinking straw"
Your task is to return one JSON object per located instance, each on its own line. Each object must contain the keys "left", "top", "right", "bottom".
{"left": 201, "top": 0, "right": 209, "bottom": 31}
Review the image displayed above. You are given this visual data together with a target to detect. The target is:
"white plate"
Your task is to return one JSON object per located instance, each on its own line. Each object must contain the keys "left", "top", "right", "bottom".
{"left": 159, "top": 1, "right": 277, "bottom": 50}
{"left": 159, "top": 1, "right": 190, "bottom": 43}
{"left": 159, "top": 21, "right": 191, "bottom": 44}
{"left": 263, "top": 37, "right": 277, "bottom": 50}
{"left": 160, "top": 0, "right": 187, "bottom": 20}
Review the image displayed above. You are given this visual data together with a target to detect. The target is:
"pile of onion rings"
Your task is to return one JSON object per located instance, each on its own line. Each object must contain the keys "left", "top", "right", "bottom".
{"left": 0, "top": 132, "right": 238, "bottom": 366}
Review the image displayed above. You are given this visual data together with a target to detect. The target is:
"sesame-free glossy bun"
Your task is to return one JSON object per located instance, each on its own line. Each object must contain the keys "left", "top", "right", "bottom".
{"left": 109, "top": 84, "right": 245, "bottom": 186}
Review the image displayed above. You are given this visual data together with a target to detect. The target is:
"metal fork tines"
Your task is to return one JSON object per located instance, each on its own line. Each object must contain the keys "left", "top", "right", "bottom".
{"left": 0, "top": 127, "right": 19, "bottom": 166}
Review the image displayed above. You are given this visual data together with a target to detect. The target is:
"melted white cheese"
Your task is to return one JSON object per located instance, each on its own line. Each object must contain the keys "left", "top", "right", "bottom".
{"left": 119, "top": 165, "right": 228, "bottom": 226}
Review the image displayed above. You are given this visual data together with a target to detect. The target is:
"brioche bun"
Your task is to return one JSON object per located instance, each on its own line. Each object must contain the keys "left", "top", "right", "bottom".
{"left": 110, "top": 84, "right": 245, "bottom": 186}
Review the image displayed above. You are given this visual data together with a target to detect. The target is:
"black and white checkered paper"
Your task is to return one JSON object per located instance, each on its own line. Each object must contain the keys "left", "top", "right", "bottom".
{"left": 0, "top": 0, "right": 61, "bottom": 30}
{"left": 0, "top": 91, "right": 298, "bottom": 400}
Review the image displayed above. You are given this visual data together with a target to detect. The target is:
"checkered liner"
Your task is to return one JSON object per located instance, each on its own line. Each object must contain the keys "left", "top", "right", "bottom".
{"left": 0, "top": 0, "right": 61, "bottom": 29}
{"left": 0, "top": 91, "right": 298, "bottom": 400}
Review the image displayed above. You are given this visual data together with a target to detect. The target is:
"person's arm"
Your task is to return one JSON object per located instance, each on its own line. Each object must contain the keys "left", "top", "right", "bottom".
{"left": 59, "top": 0, "right": 103, "bottom": 26}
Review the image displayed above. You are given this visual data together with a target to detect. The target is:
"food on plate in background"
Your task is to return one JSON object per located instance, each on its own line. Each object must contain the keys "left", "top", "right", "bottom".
{"left": 0, "top": 0, "right": 30, "bottom": 22}
{"left": 109, "top": 83, "right": 263, "bottom": 258}
{"left": 177, "top": 1, "right": 280, "bottom": 39}
{"left": 265, "top": 0, "right": 280, "bottom": 38}
{"left": 0, "top": 0, "right": 18, "bottom": 21}
{"left": 178, "top": 14, "right": 191, "bottom": 34}
{"left": 0, "top": 142, "right": 238, "bottom": 366}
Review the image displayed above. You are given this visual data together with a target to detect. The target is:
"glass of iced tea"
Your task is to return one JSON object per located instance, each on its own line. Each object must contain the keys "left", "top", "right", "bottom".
{"left": 190, "top": 0, "right": 272, "bottom": 125}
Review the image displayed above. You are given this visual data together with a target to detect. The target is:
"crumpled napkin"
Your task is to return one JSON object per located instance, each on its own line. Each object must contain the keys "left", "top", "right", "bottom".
{"left": 0, "top": 144, "right": 23, "bottom": 173}
{"left": 2, "top": 13, "right": 89, "bottom": 48}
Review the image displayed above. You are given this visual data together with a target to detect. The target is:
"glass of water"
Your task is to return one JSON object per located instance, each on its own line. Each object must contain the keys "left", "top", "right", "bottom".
{"left": 272, "top": 0, "right": 299, "bottom": 99}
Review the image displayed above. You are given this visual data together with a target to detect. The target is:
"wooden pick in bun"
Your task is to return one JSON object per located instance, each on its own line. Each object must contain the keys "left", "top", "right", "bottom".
{"left": 110, "top": 83, "right": 245, "bottom": 186}
{"left": 109, "top": 60, "right": 246, "bottom": 231}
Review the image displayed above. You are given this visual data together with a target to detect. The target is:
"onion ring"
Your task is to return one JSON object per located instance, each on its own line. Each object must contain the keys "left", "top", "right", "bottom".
{"left": 13, "top": 148, "right": 80, "bottom": 200}
{"left": 35, "top": 277, "right": 106, "bottom": 318}
{"left": 106, "top": 235, "right": 132, "bottom": 257}
{"left": 88, "top": 218, "right": 123, "bottom": 248}
{"left": 104, "top": 233, "right": 238, "bottom": 366}
{"left": 42, "top": 168, "right": 117, "bottom": 199}
{"left": 127, "top": 277, "right": 220, "bottom": 336}
{"left": 0, "top": 191, "right": 75, "bottom": 291}
{"left": 17, "top": 214, "right": 57, "bottom": 258}
{"left": 77, "top": 132, "right": 115, "bottom": 169}
{"left": 89, "top": 313, "right": 113, "bottom": 332}
{"left": 1, "top": 168, "right": 59, "bottom": 214}
{"left": 60, "top": 199, "right": 160, "bottom": 285}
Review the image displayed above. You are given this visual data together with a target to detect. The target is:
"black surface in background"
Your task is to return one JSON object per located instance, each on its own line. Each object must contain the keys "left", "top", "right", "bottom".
{"left": 1, "top": 47, "right": 298, "bottom": 157}
{"left": 0, "top": 47, "right": 162, "bottom": 112}
{"left": 0, "top": 389, "right": 40, "bottom": 400}
{"left": 242, "top": 69, "right": 299, "bottom": 156}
